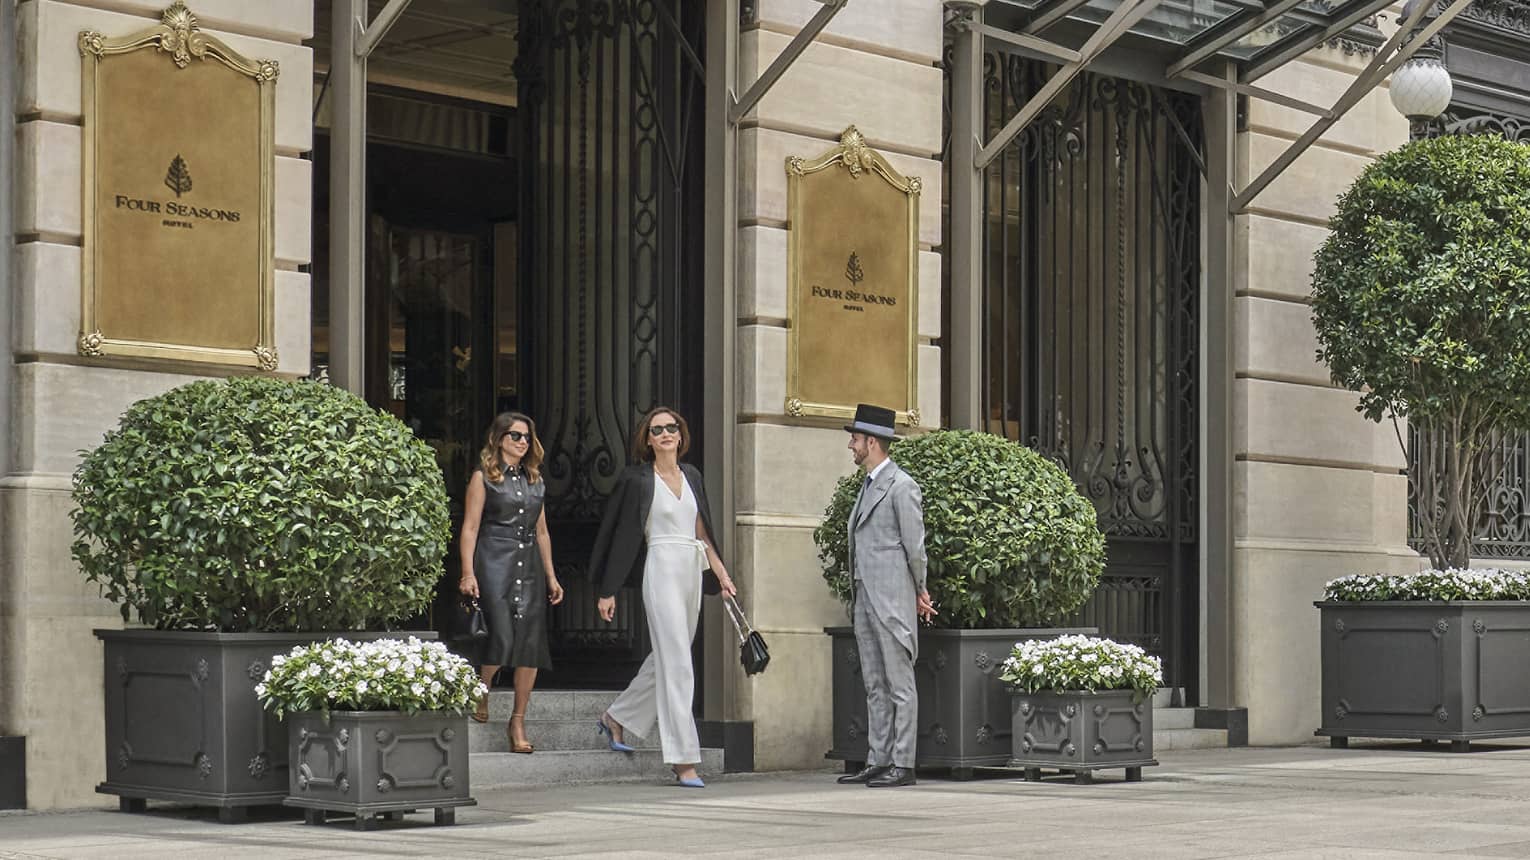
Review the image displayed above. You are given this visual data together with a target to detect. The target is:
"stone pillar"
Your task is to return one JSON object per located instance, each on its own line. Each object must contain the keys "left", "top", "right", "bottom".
{"left": 1232, "top": 42, "right": 1422, "bottom": 745}
{"left": 1, "top": 0, "right": 313, "bottom": 808}
{"left": 733, "top": 0, "right": 943, "bottom": 771}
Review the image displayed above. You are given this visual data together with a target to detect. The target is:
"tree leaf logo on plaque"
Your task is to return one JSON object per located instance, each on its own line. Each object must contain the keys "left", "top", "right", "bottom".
{"left": 845, "top": 252, "right": 865, "bottom": 287}
{"left": 164, "top": 154, "right": 193, "bottom": 197}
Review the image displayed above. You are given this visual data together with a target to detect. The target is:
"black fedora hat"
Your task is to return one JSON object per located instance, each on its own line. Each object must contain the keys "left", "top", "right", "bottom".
{"left": 844, "top": 404, "right": 897, "bottom": 440}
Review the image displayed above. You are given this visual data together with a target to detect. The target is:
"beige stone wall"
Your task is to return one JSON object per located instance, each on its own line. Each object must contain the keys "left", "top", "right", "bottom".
{"left": 1, "top": 0, "right": 313, "bottom": 809}
{"left": 1232, "top": 39, "right": 1423, "bottom": 745}
{"left": 733, "top": 1, "right": 943, "bottom": 771}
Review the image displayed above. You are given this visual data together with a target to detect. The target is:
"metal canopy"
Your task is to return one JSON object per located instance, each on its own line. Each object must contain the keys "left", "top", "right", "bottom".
{"left": 963, "top": 0, "right": 1479, "bottom": 211}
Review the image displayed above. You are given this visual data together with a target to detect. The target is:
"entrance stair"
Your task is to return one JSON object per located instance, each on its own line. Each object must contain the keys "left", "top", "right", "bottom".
{"left": 469, "top": 690, "right": 724, "bottom": 788}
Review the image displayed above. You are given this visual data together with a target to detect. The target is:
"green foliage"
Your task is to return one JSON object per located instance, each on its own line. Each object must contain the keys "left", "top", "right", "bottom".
{"left": 71, "top": 377, "right": 451, "bottom": 632}
{"left": 1311, "top": 135, "right": 1530, "bottom": 569}
{"left": 258, "top": 637, "right": 484, "bottom": 720}
{"left": 814, "top": 430, "right": 1106, "bottom": 629}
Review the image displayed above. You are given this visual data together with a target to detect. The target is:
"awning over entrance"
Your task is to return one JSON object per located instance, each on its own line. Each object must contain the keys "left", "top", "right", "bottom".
{"left": 956, "top": 0, "right": 1477, "bottom": 212}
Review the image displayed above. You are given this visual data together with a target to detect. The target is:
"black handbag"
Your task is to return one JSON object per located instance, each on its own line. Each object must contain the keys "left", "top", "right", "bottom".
{"left": 722, "top": 594, "right": 770, "bottom": 676}
{"left": 449, "top": 596, "right": 489, "bottom": 642}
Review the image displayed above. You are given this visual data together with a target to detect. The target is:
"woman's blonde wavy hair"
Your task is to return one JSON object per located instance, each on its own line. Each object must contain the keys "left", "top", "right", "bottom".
{"left": 479, "top": 412, "right": 544, "bottom": 483}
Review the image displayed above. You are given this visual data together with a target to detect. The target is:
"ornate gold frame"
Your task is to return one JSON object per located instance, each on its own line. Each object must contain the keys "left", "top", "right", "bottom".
{"left": 785, "top": 126, "right": 922, "bottom": 426}
{"left": 78, "top": 2, "right": 280, "bottom": 370}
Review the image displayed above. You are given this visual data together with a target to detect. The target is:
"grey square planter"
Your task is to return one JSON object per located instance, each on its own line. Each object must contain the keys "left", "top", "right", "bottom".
{"left": 1317, "top": 601, "right": 1530, "bottom": 750}
{"left": 1008, "top": 689, "right": 1156, "bottom": 783}
{"left": 285, "top": 710, "right": 475, "bottom": 830}
{"left": 96, "top": 629, "right": 433, "bottom": 821}
{"left": 826, "top": 626, "right": 1094, "bottom": 776}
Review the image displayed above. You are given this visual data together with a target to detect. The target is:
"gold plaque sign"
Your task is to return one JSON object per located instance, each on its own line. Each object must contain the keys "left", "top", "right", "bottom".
{"left": 78, "top": 2, "right": 279, "bottom": 369}
{"left": 785, "top": 126, "right": 920, "bottom": 425}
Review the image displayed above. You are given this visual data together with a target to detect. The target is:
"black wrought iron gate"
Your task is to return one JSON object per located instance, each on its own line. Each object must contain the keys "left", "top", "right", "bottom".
{"left": 952, "top": 54, "right": 1202, "bottom": 697}
{"left": 515, "top": 0, "right": 708, "bottom": 685}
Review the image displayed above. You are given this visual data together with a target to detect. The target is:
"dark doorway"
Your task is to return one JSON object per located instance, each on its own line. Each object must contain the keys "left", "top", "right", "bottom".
{"left": 310, "top": 2, "right": 709, "bottom": 690}
{"left": 515, "top": 0, "right": 710, "bottom": 687}
{"left": 944, "top": 55, "right": 1203, "bottom": 699}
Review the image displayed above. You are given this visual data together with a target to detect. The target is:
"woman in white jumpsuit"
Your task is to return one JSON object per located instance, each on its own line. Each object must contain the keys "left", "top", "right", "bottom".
{"left": 588, "top": 406, "right": 736, "bottom": 788}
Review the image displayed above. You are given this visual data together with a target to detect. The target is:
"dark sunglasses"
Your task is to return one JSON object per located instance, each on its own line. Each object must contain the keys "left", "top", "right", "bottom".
{"left": 648, "top": 423, "right": 682, "bottom": 437}
{"left": 505, "top": 430, "right": 531, "bottom": 442}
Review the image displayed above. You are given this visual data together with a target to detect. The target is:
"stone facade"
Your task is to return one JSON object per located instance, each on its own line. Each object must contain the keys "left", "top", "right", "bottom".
{"left": 0, "top": 0, "right": 1462, "bottom": 808}
{"left": 1232, "top": 40, "right": 1421, "bottom": 745}
{"left": 730, "top": 0, "right": 944, "bottom": 771}
{"left": 1, "top": 0, "right": 314, "bottom": 809}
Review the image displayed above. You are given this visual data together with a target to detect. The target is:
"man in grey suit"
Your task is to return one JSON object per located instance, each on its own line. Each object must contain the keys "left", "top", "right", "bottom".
{"left": 837, "top": 404, "right": 934, "bottom": 788}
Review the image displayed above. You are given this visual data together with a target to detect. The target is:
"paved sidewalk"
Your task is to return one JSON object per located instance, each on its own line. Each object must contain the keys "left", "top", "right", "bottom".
{"left": 9, "top": 742, "right": 1530, "bottom": 858}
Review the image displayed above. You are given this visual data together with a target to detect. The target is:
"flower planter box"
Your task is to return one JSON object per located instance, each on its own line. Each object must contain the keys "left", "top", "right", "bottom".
{"left": 95, "top": 629, "right": 433, "bottom": 821}
{"left": 284, "top": 710, "right": 474, "bottom": 830}
{"left": 1008, "top": 689, "right": 1155, "bottom": 783}
{"left": 826, "top": 626, "right": 1093, "bottom": 776}
{"left": 1317, "top": 601, "right": 1530, "bottom": 750}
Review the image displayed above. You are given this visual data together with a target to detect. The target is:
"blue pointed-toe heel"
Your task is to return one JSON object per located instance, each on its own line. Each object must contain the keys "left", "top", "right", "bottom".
{"left": 597, "top": 714, "right": 635, "bottom": 753}
{"left": 674, "top": 769, "right": 705, "bottom": 788}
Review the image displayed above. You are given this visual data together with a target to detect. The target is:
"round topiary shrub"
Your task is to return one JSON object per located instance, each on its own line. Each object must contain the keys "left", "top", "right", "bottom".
{"left": 71, "top": 376, "right": 451, "bottom": 632}
{"left": 1311, "top": 134, "right": 1530, "bottom": 570}
{"left": 814, "top": 429, "right": 1105, "bottom": 629}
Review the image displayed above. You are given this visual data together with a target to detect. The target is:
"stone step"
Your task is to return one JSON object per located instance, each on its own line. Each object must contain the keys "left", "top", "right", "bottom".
{"left": 480, "top": 689, "right": 620, "bottom": 722}
{"left": 1154, "top": 727, "right": 1229, "bottom": 751}
{"left": 469, "top": 717, "right": 660, "bottom": 753}
{"left": 1155, "top": 707, "right": 1197, "bottom": 730}
{"left": 472, "top": 747, "right": 726, "bottom": 788}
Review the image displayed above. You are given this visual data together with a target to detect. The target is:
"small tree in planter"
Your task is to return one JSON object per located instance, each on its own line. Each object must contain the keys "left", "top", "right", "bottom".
{"left": 1000, "top": 635, "right": 1161, "bottom": 783}
{"left": 814, "top": 429, "right": 1108, "bottom": 773}
{"left": 1311, "top": 134, "right": 1530, "bottom": 571}
{"left": 259, "top": 637, "right": 484, "bottom": 830}
{"left": 1310, "top": 134, "right": 1530, "bottom": 750}
{"left": 72, "top": 376, "right": 450, "bottom": 818}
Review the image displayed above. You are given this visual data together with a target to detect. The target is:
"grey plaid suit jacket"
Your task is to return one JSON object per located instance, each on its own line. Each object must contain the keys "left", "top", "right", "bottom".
{"left": 847, "top": 460, "right": 928, "bottom": 659}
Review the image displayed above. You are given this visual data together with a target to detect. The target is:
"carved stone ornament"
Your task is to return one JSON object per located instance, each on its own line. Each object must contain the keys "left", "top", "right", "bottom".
{"left": 933, "top": 726, "right": 950, "bottom": 745}
{"left": 1473, "top": 705, "right": 1486, "bottom": 721}
{"left": 248, "top": 753, "right": 269, "bottom": 779}
{"left": 1436, "top": 706, "right": 1450, "bottom": 723}
{"left": 196, "top": 752, "right": 213, "bottom": 779}
{"left": 253, "top": 346, "right": 279, "bottom": 372}
{"left": 974, "top": 651, "right": 994, "bottom": 672}
{"left": 975, "top": 724, "right": 992, "bottom": 744}
{"left": 247, "top": 660, "right": 266, "bottom": 682}
{"left": 79, "top": 331, "right": 106, "bottom": 357}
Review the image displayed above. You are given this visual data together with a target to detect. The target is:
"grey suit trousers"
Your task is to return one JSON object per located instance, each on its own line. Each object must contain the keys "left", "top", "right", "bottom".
{"left": 853, "top": 582, "right": 918, "bottom": 768}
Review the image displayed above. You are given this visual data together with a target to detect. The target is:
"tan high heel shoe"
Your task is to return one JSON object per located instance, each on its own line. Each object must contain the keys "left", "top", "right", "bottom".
{"left": 471, "top": 694, "right": 489, "bottom": 724}
{"left": 508, "top": 711, "right": 534, "bottom": 754}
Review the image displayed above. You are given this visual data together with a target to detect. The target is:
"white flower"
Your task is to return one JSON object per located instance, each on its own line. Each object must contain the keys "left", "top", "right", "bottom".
{"left": 254, "top": 683, "right": 267, "bottom": 697}
{"left": 411, "top": 683, "right": 425, "bottom": 696}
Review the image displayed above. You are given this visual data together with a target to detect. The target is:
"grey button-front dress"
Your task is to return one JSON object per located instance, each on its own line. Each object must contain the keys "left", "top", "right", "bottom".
{"left": 472, "top": 465, "right": 552, "bottom": 670}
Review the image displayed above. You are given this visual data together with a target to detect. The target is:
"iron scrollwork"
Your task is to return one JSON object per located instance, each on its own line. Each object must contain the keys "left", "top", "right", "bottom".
{"left": 956, "top": 53, "right": 1201, "bottom": 692}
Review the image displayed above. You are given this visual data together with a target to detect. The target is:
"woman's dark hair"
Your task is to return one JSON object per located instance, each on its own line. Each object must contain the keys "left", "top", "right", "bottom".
{"left": 479, "top": 412, "right": 545, "bottom": 483}
{"left": 631, "top": 406, "right": 690, "bottom": 462}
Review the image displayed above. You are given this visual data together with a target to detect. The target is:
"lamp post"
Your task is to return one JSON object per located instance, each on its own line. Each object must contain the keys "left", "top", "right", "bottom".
{"left": 1389, "top": 0, "right": 1454, "bottom": 128}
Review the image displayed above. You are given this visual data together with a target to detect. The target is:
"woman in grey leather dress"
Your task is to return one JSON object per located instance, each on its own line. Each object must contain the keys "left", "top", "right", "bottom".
{"left": 459, "top": 412, "right": 564, "bottom": 753}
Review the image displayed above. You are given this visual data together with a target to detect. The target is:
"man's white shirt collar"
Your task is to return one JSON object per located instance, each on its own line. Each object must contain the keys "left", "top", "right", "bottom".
{"left": 866, "top": 457, "right": 891, "bottom": 484}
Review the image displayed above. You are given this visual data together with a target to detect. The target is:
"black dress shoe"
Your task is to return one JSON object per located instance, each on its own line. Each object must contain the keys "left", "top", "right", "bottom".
{"left": 867, "top": 766, "right": 916, "bottom": 788}
{"left": 836, "top": 765, "right": 890, "bottom": 785}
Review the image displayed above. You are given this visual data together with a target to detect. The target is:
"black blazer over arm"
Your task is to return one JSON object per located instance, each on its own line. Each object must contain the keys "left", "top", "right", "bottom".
{"left": 589, "top": 462, "right": 723, "bottom": 599}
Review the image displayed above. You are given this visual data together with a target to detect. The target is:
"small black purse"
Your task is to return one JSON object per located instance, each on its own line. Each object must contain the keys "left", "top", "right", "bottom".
{"left": 722, "top": 594, "right": 770, "bottom": 676}
{"left": 449, "top": 596, "right": 489, "bottom": 642}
